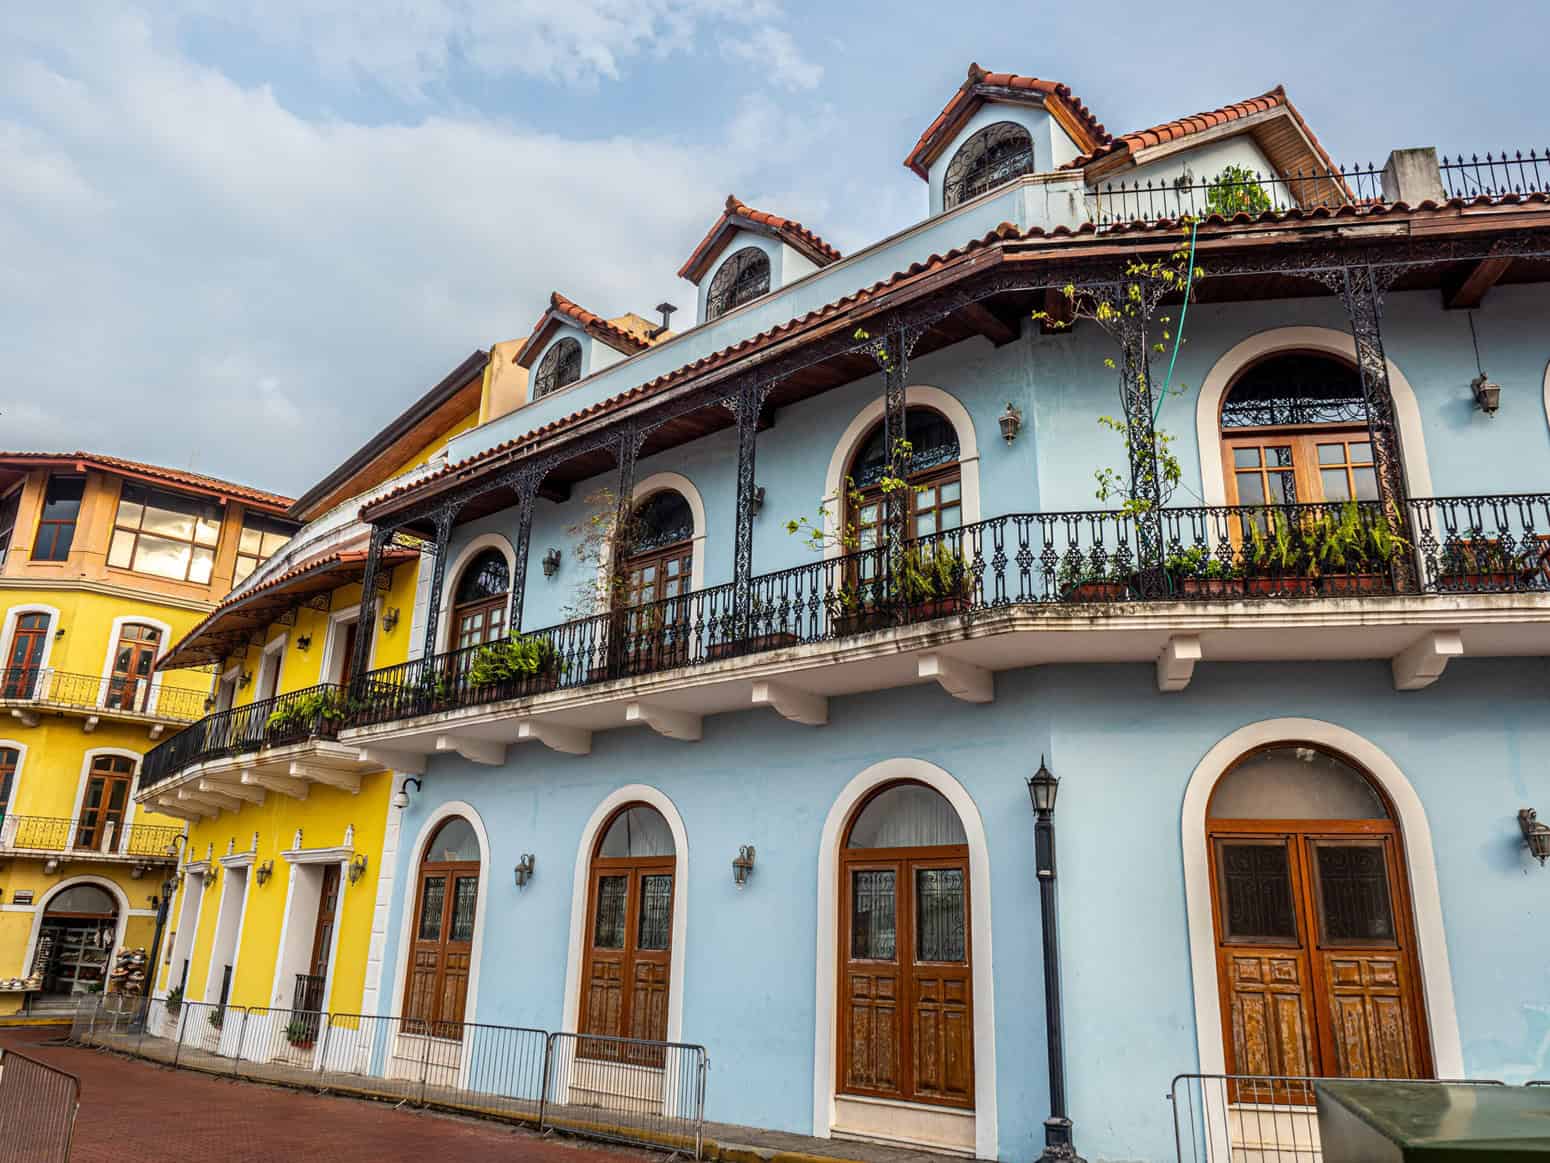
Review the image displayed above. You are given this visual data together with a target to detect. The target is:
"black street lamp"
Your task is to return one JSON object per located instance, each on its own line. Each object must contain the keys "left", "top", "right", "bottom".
{"left": 1027, "top": 757, "right": 1083, "bottom": 1163}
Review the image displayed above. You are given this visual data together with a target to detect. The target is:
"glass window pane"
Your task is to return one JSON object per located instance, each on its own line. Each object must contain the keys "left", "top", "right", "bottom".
{"left": 239, "top": 528, "right": 261, "bottom": 554}
{"left": 1314, "top": 843, "right": 1395, "bottom": 943}
{"left": 593, "top": 875, "right": 628, "bottom": 949}
{"left": 1266, "top": 472, "right": 1294, "bottom": 504}
{"left": 1353, "top": 467, "right": 1378, "bottom": 501}
{"left": 417, "top": 876, "right": 446, "bottom": 941}
{"left": 599, "top": 806, "right": 675, "bottom": 858}
{"left": 1317, "top": 443, "right": 1348, "bottom": 465}
{"left": 848, "top": 784, "right": 967, "bottom": 848}
{"left": 233, "top": 556, "right": 255, "bottom": 583}
{"left": 107, "top": 530, "right": 136, "bottom": 568}
{"left": 117, "top": 498, "right": 145, "bottom": 529}
{"left": 1218, "top": 842, "right": 1298, "bottom": 941}
{"left": 1233, "top": 447, "right": 1262, "bottom": 468}
{"left": 940, "top": 480, "right": 960, "bottom": 503}
{"left": 189, "top": 547, "right": 215, "bottom": 584}
{"left": 915, "top": 514, "right": 934, "bottom": 536}
{"left": 1321, "top": 468, "right": 1353, "bottom": 501}
{"left": 426, "top": 818, "right": 480, "bottom": 862}
{"left": 1236, "top": 474, "right": 1266, "bottom": 504}
{"left": 917, "top": 485, "right": 936, "bottom": 507}
{"left": 637, "top": 874, "right": 673, "bottom": 950}
{"left": 915, "top": 867, "right": 966, "bottom": 962}
{"left": 140, "top": 502, "right": 196, "bottom": 541}
{"left": 1270, "top": 446, "right": 1295, "bottom": 468}
{"left": 1351, "top": 442, "right": 1372, "bottom": 462}
{"left": 450, "top": 875, "right": 478, "bottom": 942}
{"left": 850, "top": 869, "right": 897, "bottom": 960}
{"left": 1211, "top": 746, "right": 1388, "bottom": 819}
{"left": 940, "top": 505, "right": 961, "bottom": 530}
{"left": 195, "top": 517, "right": 220, "bottom": 547}
{"left": 132, "top": 534, "right": 192, "bottom": 580}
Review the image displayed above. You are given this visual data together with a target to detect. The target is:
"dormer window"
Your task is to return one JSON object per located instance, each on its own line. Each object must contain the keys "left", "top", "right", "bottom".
{"left": 704, "top": 247, "right": 771, "bottom": 321}
{"left": 533, "top": 337, "right": 582, "bottom": 400}
{"left": 943, "top": 121, "right": 1035, "bottom": 209}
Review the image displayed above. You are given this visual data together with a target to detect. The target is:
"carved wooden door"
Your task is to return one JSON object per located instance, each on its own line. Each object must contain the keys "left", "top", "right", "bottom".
{"left": 2, "top": 613, "right": 48, "bottom": 698}
{"left": 581, "top": 857, "right": 674, "bottom": 1062}
{"left": 106, "top": 623, "right": 160, "bottom": 711}
{"left": 406, "top": 861, "right": 478, "bottom": 1037}
{"left": 1210, "top": 821, "right": 1430, "bottom": 1089}
{"left": 839, "top": 845, "right": 972, "bottom": 1108}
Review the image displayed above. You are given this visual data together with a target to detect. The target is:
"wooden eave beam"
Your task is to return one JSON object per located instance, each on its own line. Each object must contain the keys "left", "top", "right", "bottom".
{"left": 1442, "top": 257, "right": 1512, "bottom": 309}
{"left": 957, "top": 301, "right": 1019, "bottom": 347}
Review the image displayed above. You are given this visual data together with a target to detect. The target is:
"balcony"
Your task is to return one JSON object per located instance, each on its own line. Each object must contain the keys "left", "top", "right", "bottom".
{"left": 0, "top": 667, "right": 210, "bottom": 737}
{"left": 143, "top": 495, "right": 1550, "bottom": 782}
{"left": 136, "top": 683, "right": 381, "bottom": 818}
{"left": 0, "top": 813, "right": 183, "bottom": 865}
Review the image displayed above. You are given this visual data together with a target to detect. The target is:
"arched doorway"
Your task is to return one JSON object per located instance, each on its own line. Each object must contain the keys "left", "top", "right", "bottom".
{"left": 839, "top": 781, "right": 973, "bottom": 1109}
{"left": 405, "top": 816, "right": 480, "bottom": 1036}
{"left": 579, "top": 803, "right": 676, "bottom": 1052}
{"left": 612, "top": 492, "right": 695, "bottom": 673}
{"left": 451, "top": 549, "right": 511, "bottom": 651}
{"left": 34, "top": 883, "right": 119, "bottom": 998}
{"left": 846, "top": 408, "right": 962, "bottom": 559}
{"left": 1206, "top": 743, "right": 1432, "bottom": 1082}
{"left": 106, "top": 622, "right": 161, "bottom": 711}
{"left": 76, "top": 753, "right": 136, "bottom": 853}
{"left": 2, "top": 611, "right": 50, "bottom": 699}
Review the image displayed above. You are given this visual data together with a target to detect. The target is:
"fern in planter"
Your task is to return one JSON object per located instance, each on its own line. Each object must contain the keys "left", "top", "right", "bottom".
{"left": 285, "top": 1018, "right": 315, "bottom": 1047}
{"left": 897, "top": 544, "right": 973, "bottom": 608}
{"left": 164, "top": 984, "right": 183, "bottom": 1017}
{"left": 466, "top": 635, "right": 559, "bottom": 688}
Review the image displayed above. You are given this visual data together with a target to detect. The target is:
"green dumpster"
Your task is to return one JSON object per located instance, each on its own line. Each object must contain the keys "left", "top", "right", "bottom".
{"left": 1316, "top": 1081, "right": 1550, "bottom": 1161}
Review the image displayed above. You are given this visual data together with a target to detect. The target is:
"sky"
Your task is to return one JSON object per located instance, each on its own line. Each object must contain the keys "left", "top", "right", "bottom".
{"left": 2, "top": 1, "right": 1546, "bottom": 499}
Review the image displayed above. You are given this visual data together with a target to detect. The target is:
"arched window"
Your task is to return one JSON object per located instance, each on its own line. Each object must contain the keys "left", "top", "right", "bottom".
{"left": 617, "top": 492, "right": 694, "bottom": 610}
{"left": 580, "top": 803, "right": 676, "bottom": 1053}
{"left": 106, "top": 623, "right": 161, "bottom": 712}
{"left": 406, "top": 817, "right": 481, "bottom": 1035}
{"left": 452, "top": 549, "right": 510, "bottom": 650}
{"left": 704, "top": 247, "right": 771, "bottom": 321}
{"left": 1207, "top": 744, "right": 1431, "bottom": 1085}
{"left": 38, "top": 882, "right": 118, "bottom": 997}
{"left": 2, "top": 612, "right": 50, "bottom": 699}
{"left": 943, "top": 121, "right": 1035, "bottom": 209}
{"left": 839, "top": 781, "right": 972, "bottom": 1108}
{"left": 1221, "top": 354, "right": 1374, "bottom": 507}
{"left": 533, "top": 337, "right": 582, "bottom": 400}
{"left": 847, "top": 408, "right": 962, "bottom": 557}
{"left": 76, "top": 754, "right": 135, "bottom": 853}
{"left": 0, "top": 747, "right": 17, "bottom": 818}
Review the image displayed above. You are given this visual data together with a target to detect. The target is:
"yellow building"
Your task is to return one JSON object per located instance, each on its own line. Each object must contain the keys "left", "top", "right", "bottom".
{"left": 140, "top": 351, "right": 489, "bottom": 1019}
{"left": 0, "top": 452, "right": 295, "bottom": 1013}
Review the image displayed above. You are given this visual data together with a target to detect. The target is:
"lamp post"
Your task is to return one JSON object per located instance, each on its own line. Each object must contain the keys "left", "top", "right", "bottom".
{"left": 1027, "top": 757, "right": 1082, "bottom": 1163}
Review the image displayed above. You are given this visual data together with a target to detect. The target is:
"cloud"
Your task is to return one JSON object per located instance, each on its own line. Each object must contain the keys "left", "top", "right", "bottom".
{"left": 0, "top": 5, "right": 832, "bottom": 493}
{"left": 722, "top": 25, "right": 823, "bottom": 91}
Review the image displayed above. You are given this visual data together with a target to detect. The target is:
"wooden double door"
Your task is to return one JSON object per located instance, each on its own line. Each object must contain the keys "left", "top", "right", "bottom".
{"left": 839, "top": 845, "right": 973, "bottom": 1108}
{"left": 2, "top": 613, "right": 48, "bottom": 698}
{"left": 406, "top": 859, "right": 478, "bottom": 1036}
{"left": 76, "top": 755, "right": 134, "bottom": 852}
{"left": 1210, "top": 820, "right": 1431, "bottom": 1083}
{"left": 580, "top": 856, "right": 673, "bottom": 1055}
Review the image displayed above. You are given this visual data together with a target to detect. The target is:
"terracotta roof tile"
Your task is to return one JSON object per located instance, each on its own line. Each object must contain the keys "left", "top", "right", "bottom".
{"left": 0, "top": 450, "right": 292, "bottom": 510}
{"left": 904, "top": 62, "right": 1110, "bottom": 179}
{"left": 678, "top": 195, "right": 842, "bottom": 283}
{"left": 365, "top": 194, "right": 1550, "bottom": 519}
{"left": 515, "top": 292, "right": 659, "bottom": 369}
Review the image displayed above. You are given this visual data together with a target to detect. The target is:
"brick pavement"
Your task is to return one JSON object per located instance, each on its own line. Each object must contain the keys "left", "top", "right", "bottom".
{"left": 0, "top": 1028, "right": 654, "bottom": 1163}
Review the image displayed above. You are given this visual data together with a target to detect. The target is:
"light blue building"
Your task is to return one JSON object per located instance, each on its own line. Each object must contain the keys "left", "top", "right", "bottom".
{"left": 160, "top": 66, "right": 1550, "bottom": 1162}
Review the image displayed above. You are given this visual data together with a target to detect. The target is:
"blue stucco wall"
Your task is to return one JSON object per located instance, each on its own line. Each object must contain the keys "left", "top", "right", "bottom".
{"left": 380, "top": 656, "right": 1550, "bottom": 1163}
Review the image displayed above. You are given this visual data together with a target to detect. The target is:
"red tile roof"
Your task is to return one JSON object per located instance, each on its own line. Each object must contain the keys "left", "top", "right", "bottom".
{"left": 0, "top": 451, "right": 292, "bottom": 511}
{"left": 515, "top": 292, "right": 656, "bottom": 370}
{"left": 678, "top": 195, "right": 842, "bottom": 283}
{"left": 1063, "top": 85, "right": 1340, "bottom": 180}
{"left": 364, "top": 194, "right": 1550, "bottom": 521}
{"left": 904, "top": 63, "right": 1110, "bottom": 179}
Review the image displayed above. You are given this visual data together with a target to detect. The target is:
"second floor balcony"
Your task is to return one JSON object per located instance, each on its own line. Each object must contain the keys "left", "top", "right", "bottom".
{"left": 0, "top": 812, "right": 183, "bottom": 865}
{"left": 0, "top": 666, "right": 210, "bottom": 737}
{"left": 138, "top": 493, "right": 1550, "bottom": 797}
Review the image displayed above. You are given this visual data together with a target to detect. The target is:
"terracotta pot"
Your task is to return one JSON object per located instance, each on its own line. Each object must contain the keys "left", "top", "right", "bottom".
{"left": 1244, "top": 575, "right": 1317, "bottom": 596}
{"left": 1063, "top": 581, "right": 1128, "bottom": 602}
{"left": 1320, "top": 573, "right": 1389, "bottom": 595}
{"left": 706, "top": 632, "right": 801, "bottom": 661}
{"left": 1179, "top": 577, "right": 1247, "bottom": 599}
{"left": 1437, "top": 570, "right": 1520, "bottom": 591}
{"left": 833, "top": 608, "right": 893, "bottom": 637}
{"left": 902, "top": 595, "right": 971, "bottom": 623}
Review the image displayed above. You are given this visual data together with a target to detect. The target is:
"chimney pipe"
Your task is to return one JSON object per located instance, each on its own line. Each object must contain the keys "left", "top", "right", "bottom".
{"left": 652, "top": 302, "right": 677, "bottom": 338}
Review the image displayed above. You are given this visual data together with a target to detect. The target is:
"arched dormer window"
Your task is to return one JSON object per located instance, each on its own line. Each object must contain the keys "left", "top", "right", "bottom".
{"left": 943, "top": 121, "right": 1036, "bottom": 210}
{"left": 452, "top": 549, "right": 510, "bottom": 650}
{"left": 704, "top": 247, "right": 771, "bottom": 321}
{"left": 533, "top": 337, "right": 582, "bottom": 400}
{"left": 1220, "top": 354, "right": 1373, "bottom": 507}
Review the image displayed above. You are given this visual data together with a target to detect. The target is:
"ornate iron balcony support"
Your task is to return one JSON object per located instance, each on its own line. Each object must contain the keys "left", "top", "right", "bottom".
{"left": 614, "top": 425, "right": 646, "bottom": 543}
{"left": 1111, "top": 285, "right": 1168, "bottom": 597}
{"left": 508, "top": 467, "right": 544, "bottom": 632}
{"left": 419, "top": 505, "right": 459, "bottom": 660}
{"left": 349, "top": 525, "right": 392, "bottom": 690}
{"left": 725, "top": 378, "right": 773, "bottom": 634}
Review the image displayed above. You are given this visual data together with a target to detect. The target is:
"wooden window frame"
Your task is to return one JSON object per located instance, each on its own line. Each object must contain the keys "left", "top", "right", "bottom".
{"left": 107, "top": 484, "right": 222, "bottom": 584}
{"left": 1220, "top": 425, "right": 1375, "bottom": 508}
{"left": 0, "top": 747, "right": 17, "bottom": 817}
{"left": 453, "top": 596, "right": 506, "bottom": 651}
{"left": 107, "top": 622, "right": 162, "bottom": 712}
{"left": 2, "top": 612, "right": 50, "bottom": 699}
{"left": 33, "top": 476, "right": 85, "bottom": 563}
{"left": 234, "top": 516, "right": 293, "bottom": 585}
{"left": 76, "top": 754, "right": 135, "bottom": 852}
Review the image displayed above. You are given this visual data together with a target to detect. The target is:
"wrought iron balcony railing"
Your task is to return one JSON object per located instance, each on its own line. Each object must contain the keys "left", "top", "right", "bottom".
{"left": 1086, "top": 164, "right": 1385, "bottom": 225}
{"left": 0, "top": 813, "right": 184, "bottom": 860}
{"left": 0, "top": 667, "right": 209, "bottom": 722}
{"left": 1441, "top": 150, "right": 1550, "bottom": 200}
{"left": 140, "top": 682, "right": 348, "bottom": 791}
{"left": 143, "top": 495, "right": 1550, "bottom": 785}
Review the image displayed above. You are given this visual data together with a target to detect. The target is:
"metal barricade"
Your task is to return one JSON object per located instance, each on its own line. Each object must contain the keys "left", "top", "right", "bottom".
{"left": 0, "top": 1049, "right": 80, "bottom": 1163}
{"left": 1169, "top": 1074, "right": 1505, "bottom": 1163}
{"left": 542, "top": 1031, "right": 708, "bottom": 1160}
{"left": 314, "top": 1013, "right": 427, "bottom": 1104}
{"left": 173, "top": 1000, "right": 247, "bottom": 1070}
{"left": 232, "top": 1005, "right": 330, "bottom": 1085}
{"left": 67, "top": 995, "right": 100, "bottom": 1043}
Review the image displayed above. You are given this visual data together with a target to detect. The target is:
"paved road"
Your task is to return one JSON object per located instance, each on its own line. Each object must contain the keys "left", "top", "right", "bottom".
{"left": 0, "top": 1027, "right": 652, "bottom": 1162}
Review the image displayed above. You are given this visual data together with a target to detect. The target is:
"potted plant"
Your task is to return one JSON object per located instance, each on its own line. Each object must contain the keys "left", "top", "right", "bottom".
{"left": 707, "top": 597, "right": 801, "bottom": 660}
{"left": 466, "top": 634, "right": 561, "bottom": 694}
{"left": 208, "top": 1006, "right": 225, "bottom": 1030}
{"left": 897, "top": 544, "right": 974, "bottom": 621}
{"left": 1242, "top": 510, "right": 1317, "bottom": 596}
{"left": 284, "top": 1017, "right": 316, "bottom": 1050}
{"left": 1166, "top": 546, "right": 1245, "bottom": 598}
{"left": 164, "top": 984, "right": 183, "bottom": 1018}
{"left": 1057, "top": 554, "right": 1133, "bottom": 603}
{"left": 829, "top": 579, "right": 892, "bottom": 637}
{"left": 1435, "top": 537, "right": 1538, "bottom": 591}
{"left": 1314, "top": 504, "right": 1405, "bottom": 595}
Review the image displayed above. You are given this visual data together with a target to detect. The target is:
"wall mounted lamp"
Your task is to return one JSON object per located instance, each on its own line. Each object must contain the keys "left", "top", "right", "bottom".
{"left": 295, "top": 634, "right": 312, "bottom": 652}
{"left": 732, "top": 845, "right": 756, "bottom": 888}
{"left": 391, "top": 776, "right": 423, "bottom": 810}
{"left": 381, "top": 607, "right": 400, "bottom": 633}
{"left": 42, "top": 858, "right": 59, "bottom": 875}
{"left": 129, "top": 864, "right": 145, "bottom": 880}
{"left": 514, "top": 853, "right": 536, "bottom": 888}
{"left": 749, "top": 487, "right": 766, "bottom": 518}
{"left": 1471, "top": 374, "right": 1501, "bottom": 415}
{"left": 255, "top": 860, "right": 273, "bottom": 887}
{"left": 349, "top": 854, "right": 369, "bottom": 885}
{"left": 999, "top": 402, "right": 1024, "bottom": 444}
{"left": 54, "top": 626, "right": 66, "bottom": 640}
{"left": 238, "top": 671, "right": 252, "bottom": 689}
{"left": 1520, "top": 809, "right": 1550, "bottom": 865}
{"left": 543, "top": 548, "right": 563, "bottom": 578}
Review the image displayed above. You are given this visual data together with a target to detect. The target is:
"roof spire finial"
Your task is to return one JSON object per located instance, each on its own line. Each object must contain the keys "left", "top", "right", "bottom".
{"left": 967, "top": 61, "right": 987, "bottom": 84}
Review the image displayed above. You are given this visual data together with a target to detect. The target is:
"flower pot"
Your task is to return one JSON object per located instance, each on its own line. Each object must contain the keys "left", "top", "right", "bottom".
{"left": 1179, "top": 577, "right": 1247, "bottom": 599}
{"left": 1062, "top": 581, "right": 1128, "bottom": 603}
{"left": 1437, "top": 570, "right": 1520, "bottom": 592}
{"left": 287, "top": 1039, "right": 315, "bottom": 1051}
{"left": 833, "top": 607, "right": 893, "bottom": 637}
{"left": 902, "top": 595, "right": 971, "bottom": 623}
{"left": 706, "top": 632, "right": 801, "bottom": 661}
{"left": 1320, "top": 572, "right": 1389, "bottom": 596}
{"left": 1245, "top": 575, "right": 1317, "bottom": 597}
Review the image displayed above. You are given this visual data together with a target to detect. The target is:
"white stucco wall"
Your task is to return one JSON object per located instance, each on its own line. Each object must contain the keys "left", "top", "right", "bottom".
{"left": 692, "top": 229, "right": 785, "bottom": 326}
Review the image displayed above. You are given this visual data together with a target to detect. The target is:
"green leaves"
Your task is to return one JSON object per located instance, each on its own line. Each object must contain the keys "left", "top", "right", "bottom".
{"left": 467, "top": 635, "right": 559, "bottom": 687}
